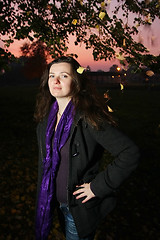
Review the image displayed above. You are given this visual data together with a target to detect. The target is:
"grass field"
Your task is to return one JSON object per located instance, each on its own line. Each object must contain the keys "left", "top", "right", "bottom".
{"left": 0, "top": 85, "right": 160, "bottom": 240}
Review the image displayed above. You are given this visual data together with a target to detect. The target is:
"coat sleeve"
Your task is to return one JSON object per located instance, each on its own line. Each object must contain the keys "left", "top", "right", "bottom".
{"left": 88, "top": 122, "right": 140, "bottom": 198}
{"left": 36, "top": 118, "right": 47, "bottom": 199}
{"left": 36, "top": 122, "right": 43, "bottom": 197}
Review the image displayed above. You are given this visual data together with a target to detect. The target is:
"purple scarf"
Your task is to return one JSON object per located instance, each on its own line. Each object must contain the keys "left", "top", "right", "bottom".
{"left": 36, "top": 100, "right": 74, "bottom": 240}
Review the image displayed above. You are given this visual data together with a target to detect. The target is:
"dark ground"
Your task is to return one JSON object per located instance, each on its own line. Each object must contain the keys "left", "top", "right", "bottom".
{"left": 0, "top": 85, "right": 160, "bottom": 240}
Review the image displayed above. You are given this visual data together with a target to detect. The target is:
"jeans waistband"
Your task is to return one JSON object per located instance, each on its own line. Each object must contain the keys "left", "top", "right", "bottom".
{"left": 59, "top": 202, "right": 68, "bottom": 208}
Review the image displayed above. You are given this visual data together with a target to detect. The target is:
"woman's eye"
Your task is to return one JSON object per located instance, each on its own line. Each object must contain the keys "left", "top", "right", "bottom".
{"left": 61, "top": 74, "right": 68, "bottom": 79}
{"left": 49, "top": 74, "right": 55, "bottom": 78}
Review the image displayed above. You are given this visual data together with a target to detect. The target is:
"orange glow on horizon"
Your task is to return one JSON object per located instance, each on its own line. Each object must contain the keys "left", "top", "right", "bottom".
{"left": 6, "top": 37, "right": 117, "bottom": 71}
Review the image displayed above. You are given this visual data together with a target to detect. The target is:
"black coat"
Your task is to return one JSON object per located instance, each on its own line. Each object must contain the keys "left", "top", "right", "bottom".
{"left": 36, "top": 113, "right": 140, "bottom": 238}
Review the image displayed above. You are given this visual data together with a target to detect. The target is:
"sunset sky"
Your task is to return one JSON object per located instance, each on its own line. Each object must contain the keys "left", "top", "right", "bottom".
{"left": 7, "top": 20, "right": 160, "bottom": 71}
{"left": 1, "top": 1, "right": 160, "bottom": 71}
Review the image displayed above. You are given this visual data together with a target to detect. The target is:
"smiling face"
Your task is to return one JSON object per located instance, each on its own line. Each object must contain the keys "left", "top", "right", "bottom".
{"left": 48, "top": 62, "right": 73, "bottom": 100}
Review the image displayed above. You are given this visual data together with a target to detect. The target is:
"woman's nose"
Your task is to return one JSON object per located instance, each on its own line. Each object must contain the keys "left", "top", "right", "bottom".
{"left": 54, "top": 76, "right": 60, "bottom": 84}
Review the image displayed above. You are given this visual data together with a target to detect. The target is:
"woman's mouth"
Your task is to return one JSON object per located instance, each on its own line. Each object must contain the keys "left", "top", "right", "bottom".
{"left": 53, "top": 87, "right": 61, "bottom": 90}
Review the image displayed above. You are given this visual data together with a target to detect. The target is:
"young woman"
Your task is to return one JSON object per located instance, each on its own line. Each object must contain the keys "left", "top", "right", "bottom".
{"left": 34, "top": 56, "right": 139, "bottom": 240}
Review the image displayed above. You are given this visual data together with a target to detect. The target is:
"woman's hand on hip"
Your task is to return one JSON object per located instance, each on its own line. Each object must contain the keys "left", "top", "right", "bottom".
{"left": 73, "top": 183, "right": 95, "bottom": 203}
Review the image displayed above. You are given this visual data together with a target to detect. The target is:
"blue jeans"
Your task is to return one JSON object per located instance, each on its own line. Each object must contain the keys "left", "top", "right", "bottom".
{"left": 59, "top": 203, "right": 95, "bottom": 240}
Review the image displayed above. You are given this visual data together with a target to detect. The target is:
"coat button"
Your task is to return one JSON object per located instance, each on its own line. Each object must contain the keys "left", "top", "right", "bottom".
{"left": 72, "top": 152, "right": 79, "bottom": 157}
{"left": 76, "top": 142, "right": 80, "bottom": 147}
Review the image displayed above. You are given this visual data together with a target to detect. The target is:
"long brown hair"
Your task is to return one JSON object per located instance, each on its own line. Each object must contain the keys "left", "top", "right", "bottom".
{"left": 34, "top": 56, "right": 116, "bottom": 128}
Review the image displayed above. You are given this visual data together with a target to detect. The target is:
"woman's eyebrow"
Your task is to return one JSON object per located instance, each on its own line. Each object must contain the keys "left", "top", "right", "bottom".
{"left": 49, "top": 71, "right": 70, "bottom": 74}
